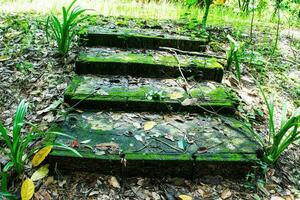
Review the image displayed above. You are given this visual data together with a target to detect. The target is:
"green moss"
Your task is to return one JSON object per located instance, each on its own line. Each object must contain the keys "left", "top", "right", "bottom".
{"left": 192, "top": 58, "right": 223, "bottom": 69}
{"left": 64, "top": 75, "right": 237, "bottom": 110}
{"left": 78, "top": 51, "right": 223, "bottom": 70}
{"left": 64, "top": 75, "right": 83, "bottom": 97}
{"left": 51, "top": 149, "right": 257, "bottom": 162}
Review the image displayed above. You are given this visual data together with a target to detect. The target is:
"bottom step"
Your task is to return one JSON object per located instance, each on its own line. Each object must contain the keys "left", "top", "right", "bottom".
{"left": 49, "top": 111, "right": 258, "bottom": 178}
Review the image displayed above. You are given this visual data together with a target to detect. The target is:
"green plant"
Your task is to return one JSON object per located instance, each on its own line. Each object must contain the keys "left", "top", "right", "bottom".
{"left": 46, "top": 0, "right": 87, "bottom": 56}
{"left": 246, "top": 87, "right": 300, "bottom": 164}
{"left": 201, "top": 0, "right": 213, "bottom": 31}
{"left": 226, "top": 35, "right": 244, "bottom": 81}
{"left": 0, "top": 100, "right": 81, "bottom": 176}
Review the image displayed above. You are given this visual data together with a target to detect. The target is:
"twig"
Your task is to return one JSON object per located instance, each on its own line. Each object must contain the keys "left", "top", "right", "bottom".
{"left": 160, "top": 46, "right": 226, "bottom": 60}
{"left": 134, "top": 140, "right": 154, "bottom": 152}
{"left": 154, "top": 138, "right": 184, "bottom": 153}
{"left": 171, "top": 51, "right": 190, "bottom": 88}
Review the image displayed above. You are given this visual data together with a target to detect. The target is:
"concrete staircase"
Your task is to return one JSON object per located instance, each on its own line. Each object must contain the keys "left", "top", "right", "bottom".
{"left": 49, "top": 26, "right": 258, "bottom": 178}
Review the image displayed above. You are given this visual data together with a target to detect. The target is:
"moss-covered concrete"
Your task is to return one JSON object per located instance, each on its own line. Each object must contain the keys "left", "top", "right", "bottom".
{"left": 64, "top": 75, "right": 238, "bottom": 113}
{"left": 49, "top": 111, "right": 258, "bottom": 177}
{"left": 76, "top": 49, "right": 224, "bottom": 82}
{"left": 82, "top": 27, "right": 209, "bottom": 51}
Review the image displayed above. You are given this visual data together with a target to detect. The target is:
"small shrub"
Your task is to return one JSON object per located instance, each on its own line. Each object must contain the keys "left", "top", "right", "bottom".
{"left": 46, "top": 0, "right": 87, "bottom": 56}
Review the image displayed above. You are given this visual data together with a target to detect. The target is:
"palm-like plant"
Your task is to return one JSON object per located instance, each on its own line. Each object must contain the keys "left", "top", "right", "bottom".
{"left": 46, "top": 0, "right": 87, "bottom": 56}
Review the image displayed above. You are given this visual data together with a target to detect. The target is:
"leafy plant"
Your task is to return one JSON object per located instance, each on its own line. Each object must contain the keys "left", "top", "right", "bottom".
{"left": 226, "top": 35, "right": 244, "bottom": 81}
{"left": 245, "top": 88, "right": 300, "bottom": 164}
{"left": 46, "top": 0, "right": 87, "bottom": 56}
{"left": 0, "top": 100, "right": 81, "bottom": 175}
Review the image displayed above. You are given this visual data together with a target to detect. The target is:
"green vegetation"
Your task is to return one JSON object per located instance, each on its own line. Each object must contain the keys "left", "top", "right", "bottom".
{"left": 46, "top": 0, "right": 86, "bottom": 56}
{"left": 0, "top": 100, "right": 81, "bottom": 192}
{"left": 246, "top": 88, "right": 300, "bottom": 165}
{"left": 226, "top": 34, "right": 244, "bottom": 81}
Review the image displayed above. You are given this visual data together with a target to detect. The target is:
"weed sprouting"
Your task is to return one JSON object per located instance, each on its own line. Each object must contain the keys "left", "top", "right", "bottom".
{"left": 46, "top": 0, "right": 87, "bottom": 56}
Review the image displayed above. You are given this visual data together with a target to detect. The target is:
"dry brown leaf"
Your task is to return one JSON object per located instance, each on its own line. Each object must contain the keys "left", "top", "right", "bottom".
{"left": 96, "top": 142, "right": 119, "bottom": 151}
{"left": 221, "top": 188, "right": 232, "bottom": 199}
{"left": 181, "top": 98, "right": 197, "bottom": 106}
{"left": 108, "top": 176, "right": 120, "bottom": 188}
{"left": 169, "top": 92, "right": 184, "bottom": 100}
{"left": 270, "top": 196, "right": 285, "bottom": 200}
{"left": 144, "top": 121, "right": 156, "bottom": 131}
{"left": 34, "top": 188, "right": 52, "bottom": 200}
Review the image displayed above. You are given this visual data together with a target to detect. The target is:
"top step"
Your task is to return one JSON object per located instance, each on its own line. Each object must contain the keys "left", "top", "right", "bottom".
{"left": 81, "top": 27, "right": 209, "bottom": 51}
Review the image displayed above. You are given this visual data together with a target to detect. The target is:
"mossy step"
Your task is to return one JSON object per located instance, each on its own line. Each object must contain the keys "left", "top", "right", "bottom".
{"left": 64, "top": 75, "right": 238, "bottom": 113}
{"left": 82, "top": 27, "right": 208, "bottom": 51}
{"left": 76, "top": 48, "right": 224, "bottom": 82}
{"left": 49, "top": 111, "right": 258, "bottom": 178}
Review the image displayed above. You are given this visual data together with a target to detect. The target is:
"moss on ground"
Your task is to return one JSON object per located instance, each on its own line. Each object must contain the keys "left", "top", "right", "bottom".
{"left": 78, "top": 52, "right": 223, "bottom": 70}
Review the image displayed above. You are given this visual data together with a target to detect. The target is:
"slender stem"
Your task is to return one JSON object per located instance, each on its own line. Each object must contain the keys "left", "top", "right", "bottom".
{"left": 273, "top": 2, "right": 280, "bottom": 54}
{"left": 250, "top": 0, "right": 255, "bottom": 42}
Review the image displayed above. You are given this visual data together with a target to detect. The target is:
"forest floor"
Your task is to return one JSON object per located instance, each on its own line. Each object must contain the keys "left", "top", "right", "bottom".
{"left": 0, "top": 12, "right": 300, "bottom": 200}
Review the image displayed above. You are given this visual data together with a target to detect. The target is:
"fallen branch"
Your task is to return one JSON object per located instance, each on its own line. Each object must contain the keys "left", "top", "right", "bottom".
{"left": 159, "top": 46, "right": 226, "bottom": 60}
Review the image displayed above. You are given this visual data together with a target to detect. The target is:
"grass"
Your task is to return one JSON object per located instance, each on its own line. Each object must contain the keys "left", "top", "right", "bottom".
{"left": 0, "top": 0, "right": 298, "bottom": 32}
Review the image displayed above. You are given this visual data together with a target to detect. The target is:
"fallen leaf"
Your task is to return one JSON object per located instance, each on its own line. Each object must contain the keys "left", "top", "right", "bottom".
{"left": 96, "top": 142, "right": 119, "bottom": 151}
{"left": 31, "top": 164, "right": 49, "bottom": 181}
{"left": 0, "top": 55, "right": 10, "bottom": 62}
{"left": 37, "top": 98, "right": 63, "bottom": 115}
{"left": 144, "top": 121, "right": 156, "bottom": 131}
{"left": 80, "top": 139, "right": 91, "bottom": 144}
{"left": 197, "top": 147, "right": 208, "bottom": 154}
{"left": 152, "top": 192, "right": 161, "bottom": 200}
{"left": 89, "top": 191, "right": 100, "bottom": 196}
{"left": 108, "top": 176, "right": 120, "bottom": 188}
{"left": 178, "top": 194, "right": 192, "bottom": 200}
{"left": 177, "top": 139, "right": 187, "bottom": 150}
{"left": 32, "top": 146, "right": 52, "bottom": 167}
{"left": 181, "top": 98, "right": 198, "bottom": 106}
{"left": 134, "top": 135, "right": 144, "bottom": 142}
{"left": 44, "top": 176, "right": 54, "bottom": 186}
{"left": 21, "top": 178, "right": 35, "bottom": 200}
{"left": 58, "top": 179, "right": 66, "bottom": 187}
{"left": 169, "top": 92, "right": 184, "bottom": 100}
{"left": 71, "top": 140, "right": 79, "bottom": 148}
{"left": 34, "top": 188, "right": 51, "bottom": 200}
{"left": 221, "top": 188, "right": 232, "bottom": 199}
{"left": 270, "top": 196, "right": 285, "bottom": 200}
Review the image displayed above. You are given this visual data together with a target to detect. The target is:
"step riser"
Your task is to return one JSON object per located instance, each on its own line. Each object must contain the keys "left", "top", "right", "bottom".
{"left": 49, "top": 155, "right": 253, "bottom": 178}
{"left": 75, "top": 62, "right": 223, "bottom": 82}
{"left": 65, "top": 98, "right": 235, "bottom": 114}
{"left": 83, "top": 33, "right": 207, "bottom": 51}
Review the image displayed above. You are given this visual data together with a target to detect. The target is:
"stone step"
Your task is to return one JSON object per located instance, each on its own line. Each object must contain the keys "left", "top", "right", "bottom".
{"left": 82, "top": 27, "right": 208, "bottom": 51}
{"left": 76, "top": 48, "right": 224, "bottom": 82}
{"left": 49, "top": 111, "right": 258, "bottom": 178}
{"left": 64, "top": 75, "right": 238, "bottom": 113}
